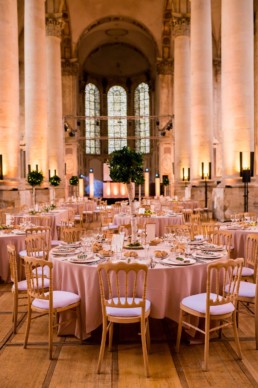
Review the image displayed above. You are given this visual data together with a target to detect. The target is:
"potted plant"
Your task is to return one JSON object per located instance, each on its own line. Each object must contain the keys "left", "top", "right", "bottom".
{"left": 27, "top": 170, "right": 44, "bottom": 207}
{"left": 109, "top": 146, "right": 144, "bottom": 242}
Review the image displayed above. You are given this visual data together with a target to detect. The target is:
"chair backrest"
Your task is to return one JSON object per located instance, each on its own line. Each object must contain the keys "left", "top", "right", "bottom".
{"left": 7, "top": 244, "right": 18, "bottom": 286}
{"left": 25, "top": 226, "right": 51, "bottom": 249}
{"left": 182, "top": 209, "right": 193, "bottom": 223}
{"left": 211, "top": 230, "right": 233, "bottom": 252}
{"left": 206, "top": 258, "right": 243, "bottom": 313}
{"left": 61, "top": 226, "right": 84, "bottom": 243}
{"left": 23, "top": 256, "right": 52, "bottom": 305}
{"left": 25, "top": 233, "right": 49, "bottom": 259}
{"left": 245, "top": 233, "right": 258, "bottom": 276}
{"left": 190, "top": 213, "right": 201, "bottom": 224}
{"left": 97, "top": 262, "right": 148, "bottom": 314}
{"left": 164, "top": 224, "right": 191, "bottom": 237}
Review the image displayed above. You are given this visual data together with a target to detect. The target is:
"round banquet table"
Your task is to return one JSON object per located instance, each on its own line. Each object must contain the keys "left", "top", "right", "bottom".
{"left": 0, "top": 231, "right": 26, "bottom": 282}
{"left": 220, "top": 225, "right": 258, "bottom": 258}
{"left": 113, "top": 214, "right": 184, "bottom": 237}
{"left": 51, "top": 245, "right": 213, "bottom": 340}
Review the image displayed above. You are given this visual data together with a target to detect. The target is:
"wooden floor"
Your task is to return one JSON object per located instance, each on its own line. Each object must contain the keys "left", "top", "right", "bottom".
{"left": 1, "top": 282, "right": 258, "bottom": 388}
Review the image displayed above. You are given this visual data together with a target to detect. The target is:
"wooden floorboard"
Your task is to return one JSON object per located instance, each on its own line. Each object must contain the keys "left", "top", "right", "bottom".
{"left": 1, "top": 283, "right": 258, "bottom": 388}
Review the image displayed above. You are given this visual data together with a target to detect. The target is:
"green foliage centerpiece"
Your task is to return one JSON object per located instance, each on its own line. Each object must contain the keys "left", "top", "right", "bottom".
{"left": 27, "top": 170, "right": 44, "bottom": 207}
{"left": 49, "top": 174, "right": 61, "bottom": 205}
{"left": 69, "top": 175, "right": 79, "bottom": 197}
{"left": 109, "top": 147, "right": 144, "bottom": 243}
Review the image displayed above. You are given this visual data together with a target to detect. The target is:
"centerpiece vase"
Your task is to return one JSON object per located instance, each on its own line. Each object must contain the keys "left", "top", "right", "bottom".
{"left": 127, "top": 181, "right": 137, "bottom": 243}
{"left": 32, "top": 186, "right": 36, "bottom": 208}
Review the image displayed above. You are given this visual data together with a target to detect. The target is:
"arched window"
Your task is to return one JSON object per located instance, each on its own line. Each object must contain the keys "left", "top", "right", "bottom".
{"left": 85, "top": 83, "right": 100, "bottom": 154}
{"left": 108, "top": 86, "right": 127, "bottom": 154}
{"left": 134, "top": 82, "right": 150, "bottom": 153}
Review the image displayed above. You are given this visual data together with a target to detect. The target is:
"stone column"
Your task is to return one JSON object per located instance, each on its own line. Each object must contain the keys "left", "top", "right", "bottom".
{"left": 46, "top": 17, "right": 64, "bottom": 180}
{"left": 190, "top": 0, "right": 213, "bottom": 181}
{"left": 255, "top": 11, "right": 258, "bottom": 177}
{"left": 24, "top": 0, "right": 48, "bottom": 176}
{"left": 0, "top": 0, "right": 20, "bottom": 181}
{"left": 221, "top": 0, "right": 254, "bottom": 180}
{"left": 173, "top": 16, "right": 191, "bottom": 182}
{"left": 156, "top": 60, "right": 174, "bottom": 195}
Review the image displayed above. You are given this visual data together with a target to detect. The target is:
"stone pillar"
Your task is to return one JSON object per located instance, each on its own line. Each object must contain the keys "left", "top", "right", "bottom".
{"left": 46, "top": 17, "right": 64, "bottom": 180}
{"left": 24, "top": 0, "right": 48, "bottom": 176}
{"left": 255, "top": 11, "right": 258, "bottom": 176}
{"left": 0, "top": 0, "right": 20, "bottom": 181}
{"left": 190, "top": 0, "right": 213, "bottom": 181}
{"left": 156, "top": 60, "right": 174, "bottom": 195}
{"left": 173, "top": 16, "right": 191, "bottom": 182}
{"left": 221, "top": 0, "right": 254, "bottom": 180}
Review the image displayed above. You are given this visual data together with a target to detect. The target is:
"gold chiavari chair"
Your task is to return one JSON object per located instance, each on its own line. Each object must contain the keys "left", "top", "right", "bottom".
{"left": 176, "top": 258, "right": 244, "bottom": 371}
{"left": 97, "top": 261, "right": 151, "bottom": 377}
{"left": 23, "top": 256, "right": 82, "bottom": 359}
{"left": 61, "top": 226, "right": 84, "bottom": 243}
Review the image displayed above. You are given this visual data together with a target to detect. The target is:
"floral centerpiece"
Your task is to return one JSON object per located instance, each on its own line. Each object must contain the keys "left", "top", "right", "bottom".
{"left": 69, "top": 176, "right": 79, "bottom": 186}
{"left": 108, "top": 146, "right": 144, "bottom": 243}
{"left": 162, "top": 175, "right": 170, "bottom": 196}
{"left": 27, "top": 170, "right": 44, "bottom": 207}
{"left": 49, "top": 175, "right": 61, "bottom": 187}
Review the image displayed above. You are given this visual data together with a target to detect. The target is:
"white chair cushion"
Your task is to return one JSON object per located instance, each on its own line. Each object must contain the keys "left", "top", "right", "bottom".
{"left": 51, "top": 240, "right": 64, "bottom": 247}
{"left": 238, "top": 281, "right": 256, "bottom": 298}
{"left": 181, "top": 292, "right": 235, "bottom": 315}
{"left": 19, "top": 250, "right": 45, "bottom": 258}
{"left": 241, "top": 267, "right": 254, "bottom": 277}
{"left": 106, "top": 297, "right": 151, "bottom": 317}
{"left": 12, "top": 278, "right": 50, "bottom": 292}
{"left": 32, "top": 290, "right": 80, "bottom": 310}
{"left": 32, "top": 266, "right": 50, "bottom": 278}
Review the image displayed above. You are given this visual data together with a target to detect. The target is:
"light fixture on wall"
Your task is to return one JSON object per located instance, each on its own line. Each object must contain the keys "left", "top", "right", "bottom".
{"left": 201, "top": 162, "right": 212, "bottom": 208}
{"left": 239, "top": 152, "right": 254, "bottom": 212}
{"left": 182, "top": 167, "right": 190, "bottom": 182}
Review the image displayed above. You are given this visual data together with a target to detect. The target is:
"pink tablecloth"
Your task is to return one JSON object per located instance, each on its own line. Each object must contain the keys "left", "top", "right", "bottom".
{"left": 223, "top": 227, "right": 258, "bottom": 258}
{"left": 52, "top": 252, "right": 208, "bottom": 339}
{"left": 13, "top": 209, "right": 69, "bottom": 240}
{"left": 0, "top": 233, "right": 26, "bottom": 282}
{"left": 113, "top": 214, "right": 184, "bottom": 237}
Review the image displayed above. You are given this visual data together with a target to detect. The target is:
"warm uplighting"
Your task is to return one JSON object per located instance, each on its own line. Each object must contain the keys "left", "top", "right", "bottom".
{"left": 89, "top": 169, "right": 94, "bottom": 198}
{"left": 0, "top": 155, "right": 3, "bottom": 180}
{"left": 144, "top": 168, "right": 150, "bottom": 197}
{"left": 155, "top": 173, "right": 160, "bottom": 197}
{"left": 79, "top": 177, "right": 84, "bottom": 198}
{"left": 182, "top": 167, "right": 190, "bottom": 181}
{"left": 201, "top": 162, "right": 211, "bottom": 180}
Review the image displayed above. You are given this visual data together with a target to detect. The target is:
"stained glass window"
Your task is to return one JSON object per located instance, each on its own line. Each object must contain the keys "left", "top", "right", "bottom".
{"left": 107, "top": 86, "right": 127, "bottom": 154}
{"left": 134, "top": 82, "right": 150, "bottom": 153}
{"left": 85, "top": 83, "right": 100, "bottom": 154}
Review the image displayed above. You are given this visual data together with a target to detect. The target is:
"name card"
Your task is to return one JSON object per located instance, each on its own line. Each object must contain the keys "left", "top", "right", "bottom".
{"left": 111, "top": 234, "right": 124, "bottom": 252}
{"left": 145, "top": 223, "right": 156, "bottom": 243}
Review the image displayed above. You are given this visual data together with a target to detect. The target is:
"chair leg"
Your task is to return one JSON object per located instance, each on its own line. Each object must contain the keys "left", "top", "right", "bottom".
{"left": 146, "top": 318, "right": 151, "bottom": 353}
{"left": 12, "top": 292, "right": 18, "bottom": 334}
{"left": 202, "top": 317, "right": 210, "bottom": 371}
{"left": 255, "top": 306, "right": 258, "bottom": 350}
{"left": 232, "top": 311, "right": 242, "bottom": 359}
{"left": 76, "top": 305, "right": 83, "bottom": 344}
{"left": 49, "top": 311, "right": 53, "bottom": 360}
{"left": 175, "top": 309, "right": 183, "bottom": 352}
{"left": 108, "top": 322, "right": 113, "bottom": 351}
{"left": 141, "top": 319, "right": 150, "bottom": 377}
{"left": 97, "top": 319, "right": 108, "bottom": 374}
{"left": 24, "top": 306, "right": 32, "bottom": 349}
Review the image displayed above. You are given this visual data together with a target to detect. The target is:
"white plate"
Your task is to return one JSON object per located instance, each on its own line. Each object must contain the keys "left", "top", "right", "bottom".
{"left": 68, "top": 256, "right": 100, "bottom": 264}
{"left": 200, "top": 244, "right": 224, "bottom": 251}
{"left": 189, "top": 240, "right": 205, "bottom": 245}
{"left": 162, "top": 257, "right": 196, "bottom": 266}
{"left": 193, "top": 251, "right": 224, "bottom": 259}
{"left": 52, "top": 249, "right": 81, "bottom": 256}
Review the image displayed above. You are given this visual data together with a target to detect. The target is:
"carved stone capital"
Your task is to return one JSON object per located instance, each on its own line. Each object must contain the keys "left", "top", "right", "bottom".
{"left": 157, "top": 59, "right": 174, "bottom": 75}
{"left": 46, "top": 17, "right": 63, "bottom": 38}
{"left": 172, "top": 16, "right": 190, "bottom": 38}
{"left": 61, "top": 59, "right": 79, "bottom": 76}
